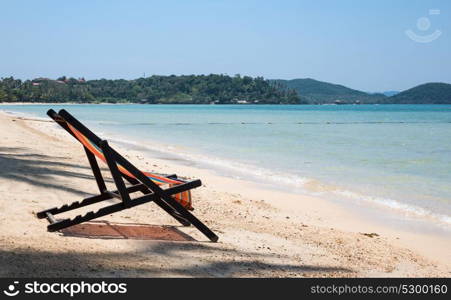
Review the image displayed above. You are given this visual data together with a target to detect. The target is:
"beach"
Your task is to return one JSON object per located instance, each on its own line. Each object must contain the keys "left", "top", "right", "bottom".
{"left": 0, "top": 110, "right": 450, "bottom": 277}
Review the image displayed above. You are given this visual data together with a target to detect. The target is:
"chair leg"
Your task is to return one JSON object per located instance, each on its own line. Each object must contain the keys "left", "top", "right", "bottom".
{"left": 155, "top": 195, "right": 219, "bottom": 242}
{"left": 84, "top": 147, "right": 107, "bottom": 193}
{"left": 100, "top": 140, "right": 132, "bottom": 207}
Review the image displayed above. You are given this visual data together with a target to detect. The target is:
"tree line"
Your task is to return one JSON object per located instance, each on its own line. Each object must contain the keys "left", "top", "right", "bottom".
{"left": 0, "top": 74, "right": 301, "bottom": 104}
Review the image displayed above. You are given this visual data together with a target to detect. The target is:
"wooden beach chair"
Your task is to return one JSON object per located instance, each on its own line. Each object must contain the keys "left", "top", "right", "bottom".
{"left": 36, "top": 109, "right": 218, "bottom": 242}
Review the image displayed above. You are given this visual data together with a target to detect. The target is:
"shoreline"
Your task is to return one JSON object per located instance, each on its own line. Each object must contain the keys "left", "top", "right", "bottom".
{"left": 0, "top": 110, "right": 450, "bottom": 277}
{"left": 112, "top": 136, "right": 451, "bottom": 234}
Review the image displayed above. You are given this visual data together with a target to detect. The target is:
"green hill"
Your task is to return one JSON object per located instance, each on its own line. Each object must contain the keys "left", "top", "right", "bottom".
{"left": 272, "top": 78, "right": 386, "bottom": 104}
{"left": 387, "top": 83, "right": 451, "bottom": 104}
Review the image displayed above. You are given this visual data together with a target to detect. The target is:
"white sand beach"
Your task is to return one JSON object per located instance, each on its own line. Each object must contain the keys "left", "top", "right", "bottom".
{"left": 0, "top": 111, "right": 450, "bottom": 277}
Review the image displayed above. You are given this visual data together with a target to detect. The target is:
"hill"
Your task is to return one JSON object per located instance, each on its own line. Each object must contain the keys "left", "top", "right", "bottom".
{"left": 387, "top": 83, "right": 451, "bottom": 104}
{"left": 272, "top": 78, "right": 386, "bottom": 104}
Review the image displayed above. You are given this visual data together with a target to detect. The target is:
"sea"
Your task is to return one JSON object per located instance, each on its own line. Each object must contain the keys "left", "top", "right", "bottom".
{"left": 2, "top": 104, "right": 450, "bottom": 233}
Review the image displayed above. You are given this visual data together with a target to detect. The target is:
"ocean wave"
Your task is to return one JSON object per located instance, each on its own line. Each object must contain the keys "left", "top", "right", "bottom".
{"left": 333, "top": 189, "right": 451, "bottom": 226}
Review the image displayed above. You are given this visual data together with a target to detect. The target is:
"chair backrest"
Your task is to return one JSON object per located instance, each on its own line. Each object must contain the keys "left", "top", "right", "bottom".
{"left": 49, "top": 109, "right": 192, "bottom": 209}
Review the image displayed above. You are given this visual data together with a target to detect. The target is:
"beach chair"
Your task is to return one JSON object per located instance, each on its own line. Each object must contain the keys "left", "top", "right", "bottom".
{"left": 36, "top": 109, "right": 218, "bottom": 242}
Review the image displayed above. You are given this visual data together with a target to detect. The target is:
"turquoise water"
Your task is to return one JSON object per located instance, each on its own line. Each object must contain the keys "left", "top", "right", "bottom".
{"left": 3, "top": 104, "right": 451, "bottom": 227}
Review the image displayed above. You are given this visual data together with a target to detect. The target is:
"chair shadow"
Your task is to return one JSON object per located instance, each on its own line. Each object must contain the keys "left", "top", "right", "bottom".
{"left": 60, "top": 220, "right": 196, "bottom": 242}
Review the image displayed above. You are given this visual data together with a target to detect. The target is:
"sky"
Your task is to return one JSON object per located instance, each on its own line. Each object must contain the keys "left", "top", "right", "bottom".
{"left": 0, "top": 0, "right": 450, "bottom": 92}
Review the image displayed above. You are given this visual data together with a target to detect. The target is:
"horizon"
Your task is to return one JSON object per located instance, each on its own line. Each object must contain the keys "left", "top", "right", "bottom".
{"left": 1, "top": 0, "right": 450, "bottom": 92}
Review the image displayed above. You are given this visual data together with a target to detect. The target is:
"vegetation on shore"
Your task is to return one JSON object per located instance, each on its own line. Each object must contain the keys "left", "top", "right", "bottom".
{"left": 0, "top": 75, "right": 300, "bottom": 104}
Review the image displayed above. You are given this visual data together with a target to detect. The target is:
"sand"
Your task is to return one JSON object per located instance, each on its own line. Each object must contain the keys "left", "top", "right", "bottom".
{"left": 0, "top": 111, "right": 450, "bottom": 277}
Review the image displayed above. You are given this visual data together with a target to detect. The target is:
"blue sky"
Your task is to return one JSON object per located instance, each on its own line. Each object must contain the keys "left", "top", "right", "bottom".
{"left": 1, "top": 0, "right": 450, "bottom": 91}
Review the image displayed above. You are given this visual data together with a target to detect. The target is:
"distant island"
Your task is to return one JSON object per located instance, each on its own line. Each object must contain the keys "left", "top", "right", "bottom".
{"left": 388, "top": 83, "right": 451, "bottom": 104}
{"left": 273, "top": 78, "right": 451, "bottom": 104}
{"left": 1, "top": 75, "right": 450, "bottom": 104}
{"left": 272, "top": 78, "right": 386, "bottom": 104}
